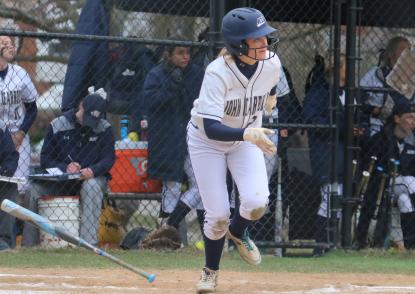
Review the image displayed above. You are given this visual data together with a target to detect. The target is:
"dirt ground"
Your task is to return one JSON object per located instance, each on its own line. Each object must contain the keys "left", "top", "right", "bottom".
{"left": 1, "top": 268, "right": 415, "bottom": 294}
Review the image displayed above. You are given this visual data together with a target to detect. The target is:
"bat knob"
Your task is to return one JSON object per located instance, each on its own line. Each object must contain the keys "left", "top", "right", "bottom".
{"left": 147, "top": 274, "right": 156, "bottom": 283}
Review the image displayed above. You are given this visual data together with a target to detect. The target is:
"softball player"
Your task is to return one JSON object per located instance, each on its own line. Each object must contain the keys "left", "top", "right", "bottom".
{"left": 360, "top": 36, "right": 410, "bottom": 136}
{"left": 0, "top": 35, "right": 38, "bottom": 194}
{"left": 187, "top": 8, "right": 282, "bottom": 293}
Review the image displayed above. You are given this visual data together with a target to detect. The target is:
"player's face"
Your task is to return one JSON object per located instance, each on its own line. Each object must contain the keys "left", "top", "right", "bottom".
{"left": 245, "top": 36, "right": 268, "bottom": 61}
{"left": 169, "top": 46, "right": 191, "bottom": 69}
{"left": 395, "top": 112, "right": 415, "bottom": 137}
{"left": 390, "top": 41, "right": 410, "bottom": 67}
{"left": 76, "top": 102, "right": 85, "bottom": 125}
{"left": 0, "top": 36, "right": 16, "bottom": 62}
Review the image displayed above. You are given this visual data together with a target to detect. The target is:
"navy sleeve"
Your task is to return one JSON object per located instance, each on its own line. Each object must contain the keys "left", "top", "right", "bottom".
{"left": 20, "top": 101, "right": 38, "bottom": 134}
{"left": 40, "top": 126, "right": 68, "bottom": 172}
{"left": 0, "top": 128, "right": 18, "bottom": 176}
{"left": 203, "top": 118, "right": 244, "bottom": 141}
{"left": 89, "top": 126, "right": 115, "bottom": 177}
{"left": 270, "top": 85, "right": 277, "bottom": 96}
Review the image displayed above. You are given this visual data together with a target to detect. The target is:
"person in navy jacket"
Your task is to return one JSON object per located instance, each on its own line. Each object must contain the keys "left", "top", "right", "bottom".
{"left": 142, "top": 35, "right": 205, "bottom": 238}
{"left": 23, "top": 93, "right": 115, "bottom": 246}
{"left": 0, "top": 120, "right": 19, "bottom": 250}
{"left": 303, "top": 54, "right": 363, "bottom": 255}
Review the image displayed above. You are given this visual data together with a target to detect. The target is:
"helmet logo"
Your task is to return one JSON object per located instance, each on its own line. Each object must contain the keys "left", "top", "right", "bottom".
{"left": 256, "top": 16, "right": 266, "bottom": 27}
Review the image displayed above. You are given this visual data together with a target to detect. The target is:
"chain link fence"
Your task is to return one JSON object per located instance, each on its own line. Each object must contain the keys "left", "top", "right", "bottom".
{"left": 0, "top": 0, "right": 415, "bottom": 254}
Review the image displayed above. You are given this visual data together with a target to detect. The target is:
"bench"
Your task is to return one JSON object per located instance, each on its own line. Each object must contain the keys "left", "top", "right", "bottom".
{"left": 106, "top": 192, "right": 162, "bottom": 201}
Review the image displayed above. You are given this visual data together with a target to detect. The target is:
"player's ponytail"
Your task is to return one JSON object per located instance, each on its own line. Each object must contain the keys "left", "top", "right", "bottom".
{"left": 217, "top": 47, "right": 235, "bottom": 62}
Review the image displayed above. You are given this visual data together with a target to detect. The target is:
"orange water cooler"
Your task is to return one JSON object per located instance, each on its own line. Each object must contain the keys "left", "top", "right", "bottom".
{"left": 108, "top": 141, "right": 162, "bottom": 193}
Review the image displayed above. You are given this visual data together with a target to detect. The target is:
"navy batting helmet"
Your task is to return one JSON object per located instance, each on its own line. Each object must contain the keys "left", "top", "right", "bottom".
{"left": 221, "top": 7, "right": 278, "bottom": 59}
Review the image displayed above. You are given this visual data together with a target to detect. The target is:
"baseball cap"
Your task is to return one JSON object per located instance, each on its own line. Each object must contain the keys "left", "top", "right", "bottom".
{"left": 392, "top": 97, "right": 415, "bottom": 116}
{"left": 82, "top": 93, "right": 106, "bottom": 129}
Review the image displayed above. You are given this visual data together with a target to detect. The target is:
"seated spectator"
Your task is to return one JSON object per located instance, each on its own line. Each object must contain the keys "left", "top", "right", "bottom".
{"left": 360, "top": 36, "right": 411, "bottom": 136}
{"left": 0, "top": 120, "right": 19, "bottom": 250}
{"left": 142, "top": 35, "right": 205, "bottom": 237}
{"left": 22, "top": 93, "right": 115, "bottom": 246}
{"left": 356, "top": 98, "right": 415, "bottom": 250}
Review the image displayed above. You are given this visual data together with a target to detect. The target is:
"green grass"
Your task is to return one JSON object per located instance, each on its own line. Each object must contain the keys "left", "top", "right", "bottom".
{"left": 1, "top": 247, "right": 415, "bottom": 274}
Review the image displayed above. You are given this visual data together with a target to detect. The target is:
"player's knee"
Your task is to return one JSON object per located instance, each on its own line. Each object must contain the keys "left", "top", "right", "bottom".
{"left": 240, "top": 198, "right": 269, "bottom": 220}
{"left": 204, "top": 215, "right": 230, "bottom": 240}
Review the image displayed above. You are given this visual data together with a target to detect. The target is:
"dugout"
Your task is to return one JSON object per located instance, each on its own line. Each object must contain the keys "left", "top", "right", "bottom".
{"left": 73, "top": 0, "right": 415, "bottom": 251}
{"left": 3, "top": 0, "right": 415, "bottom": 251}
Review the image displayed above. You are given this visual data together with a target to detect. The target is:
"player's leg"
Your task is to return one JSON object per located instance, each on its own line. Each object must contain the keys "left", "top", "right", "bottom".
{"left": 395, "top": 176, "right": 415, "bottom": 249}
{"left": 227, "top": 142, "right": 269, "bottom": 265}
{"left": 314, "top": 183, "right": 343, "bottom": 256}
{"left": 79, "top": 177, "right": 106, "bottom": 245}
{"left": 188, "top": 124, "right": 230, "bottom": 292}
{"left": 161, "top": 181, "right": 182, "bottom": 217}
{"left": 264, "top": 131, "right": 279, "bottom": 181}
{"left": 21, "top": 181, "right": 53, "bottom": 247}
{"left": 13, "top": 134, "right": 31, "bottom": 194}
{"left": 13, "top": 135, "right": 31, "bottom": 244}
{"left": 167, "top": 155, "right": 204, "bottom": 229}
{"left": 0, "top": 182, "right": 18, "bottom": 249}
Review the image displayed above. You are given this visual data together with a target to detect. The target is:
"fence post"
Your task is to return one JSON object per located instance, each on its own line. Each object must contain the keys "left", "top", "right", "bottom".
{"left": 208, "top": 0, "right": 225, "bottom": 60}
{"left": 342, "top": 0, "right": 358, "bottom": 248}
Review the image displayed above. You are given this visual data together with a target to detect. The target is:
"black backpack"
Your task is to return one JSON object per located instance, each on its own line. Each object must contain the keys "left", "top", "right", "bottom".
{"left": 120, "top": 227, "right": 150, "bottom": 250}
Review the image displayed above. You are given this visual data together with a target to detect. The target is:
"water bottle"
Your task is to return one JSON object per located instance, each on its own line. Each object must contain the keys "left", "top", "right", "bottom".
{"left": 140, "top": 115, "right": 149, "bottom": 141}
{"left": 120, "top": 115, "right": 129, "bottom": 140}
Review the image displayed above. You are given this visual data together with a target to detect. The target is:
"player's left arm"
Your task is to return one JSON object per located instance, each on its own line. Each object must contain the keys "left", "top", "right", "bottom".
{"left": 265, "top": 93, "right": 277, "bottom": 114}
{"left": 11, "top": 101, "right": 37, "bottom": 149}
{"left": 265, "top": 56, "right": 285, "bottom": 114}
{"left": 13, "top": 70, "right": 38, "bottom": 147}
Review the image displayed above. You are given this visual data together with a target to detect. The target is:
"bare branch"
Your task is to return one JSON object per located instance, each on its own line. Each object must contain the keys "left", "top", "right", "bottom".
{"left": 14, "top": 55, "right": 68, "bottom": 64}
{"left": 0, "top": 4, "right": 57, "bottom": 32}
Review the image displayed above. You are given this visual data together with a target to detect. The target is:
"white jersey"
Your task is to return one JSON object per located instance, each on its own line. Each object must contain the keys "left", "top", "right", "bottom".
{"left": 267, "top": 66, "right": 290, "bottom": 119}
{"left": 191, "top": 51, "right": 281, "bottom": 133}
{"left": 360, "top": 66, "right": 388, "bottom": 135}
{"left": 275, "top": 67, "right": 290, "bottom": 98}
{"left": 360, "top": 66, "right": 385, "bottom": 107}
{"left": 0, "top": 64, "right": 38, "bottom": 132}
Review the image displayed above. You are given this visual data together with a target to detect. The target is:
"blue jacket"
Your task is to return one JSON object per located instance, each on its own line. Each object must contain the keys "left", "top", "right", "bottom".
{"left": 303, "top": 79, "right": 345, "bottom": 184}
{"left": 62, "top": 0, "right": 110, "bottom": 111}
{"left": 0, "top": 121, "right": 18, "bottom": 176}
{"left": 40, "top": 109, "right": 115, "bottom": 178}
{"left": 143, "top": 62, "right": 204, "bottom": 182}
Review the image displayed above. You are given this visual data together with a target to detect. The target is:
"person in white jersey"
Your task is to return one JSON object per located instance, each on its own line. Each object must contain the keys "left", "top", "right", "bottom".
{"left": 187, "top": 8, "right": 282, "bottom": 293}
{"left": 0, "top": 35, "right": 38, "bottom": 197}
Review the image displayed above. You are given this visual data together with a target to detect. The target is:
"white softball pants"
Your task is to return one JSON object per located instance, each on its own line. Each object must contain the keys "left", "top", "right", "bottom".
{"left": 13, "top": 133, "right": 31, "bottom": 193}
{"left": 394, "top": 176, "right": 415, "bottom": 213}
{"left": 161, "top": 155, "right": 203, "bottom": 214}
{"left": 187, "top": 123, "right": 269, "bottom": 240}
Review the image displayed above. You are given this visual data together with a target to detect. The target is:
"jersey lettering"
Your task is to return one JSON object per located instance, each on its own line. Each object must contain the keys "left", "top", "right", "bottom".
{"left": 225, "top": 98, "right": 242, "bottom": 117}
{"left": 242, "top": 94, "right": 267, "bottom": 116}
{"left": 224, "top": 94, "right": 267, "bottom": 117}
{"left": 14, "top": 107, "right": 21, "bottom": 120}
{"left": 1, "top": 90, "right": 21, "bottom": 105}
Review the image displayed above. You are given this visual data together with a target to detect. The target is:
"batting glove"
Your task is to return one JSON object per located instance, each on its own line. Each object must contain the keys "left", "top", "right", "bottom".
{"left": 243, "top": 128, "right": 277, "bottom": 155}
